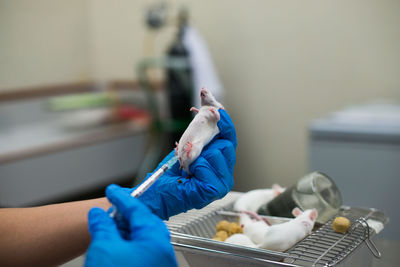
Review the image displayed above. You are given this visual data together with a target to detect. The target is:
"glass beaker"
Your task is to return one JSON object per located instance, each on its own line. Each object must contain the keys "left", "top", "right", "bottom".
{"left": 257, "top": 172, "right": 342, "bottom": 223}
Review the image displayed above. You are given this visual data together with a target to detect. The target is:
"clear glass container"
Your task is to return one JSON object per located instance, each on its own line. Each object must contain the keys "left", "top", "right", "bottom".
{"left": 257, "top": 172, "right": 342, "bottom": 223}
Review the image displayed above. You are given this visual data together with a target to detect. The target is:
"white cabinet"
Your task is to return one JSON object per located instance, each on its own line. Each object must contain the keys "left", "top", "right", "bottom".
{"left": 309, "top": 103, "right": 400, "bottom": 240}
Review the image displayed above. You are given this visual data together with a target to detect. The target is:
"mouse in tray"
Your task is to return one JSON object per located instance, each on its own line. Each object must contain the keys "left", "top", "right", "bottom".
{"left": 225, "top": 233, "right": 257, "bottom": 248}
{"left": 175, "top": 88, "right": 224, "bottom": 174}
{"left": 258, "top": 207, "right": 318, "bottom": 252}
{"left": 239, "top": 211, "right": 270, "bottom": 245}
{"left": 233, "top": 184, "right": 286, "bottom": 213}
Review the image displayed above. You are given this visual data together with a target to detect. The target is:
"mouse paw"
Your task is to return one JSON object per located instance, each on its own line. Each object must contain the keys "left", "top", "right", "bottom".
{"left": 190, "top": 107, "right": 199, "bottom": 113}
{"left": 208, "top": 107, "right": 220, "bottom": 120}
{"left": 174, "top": 142, "right": 179, "bottom": 156}
{"left": 178, "top": 157, "right": 183, "bottom": 170}
{"left": 183, "top": 141, "right": 193, "bottom": 159}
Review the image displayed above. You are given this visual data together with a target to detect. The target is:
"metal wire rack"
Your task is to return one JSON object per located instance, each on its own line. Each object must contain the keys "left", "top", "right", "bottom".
{"left": 166, "top": 193, "right": 387, "bottom": 267}
{"left": 285, "top": 213, "right": 382, "bottom": 266}
{"left": 167, "top": 192, "right": 242, "bottom": 235}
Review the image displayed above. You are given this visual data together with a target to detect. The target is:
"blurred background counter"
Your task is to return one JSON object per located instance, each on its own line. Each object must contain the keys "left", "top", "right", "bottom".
{"left": 0, "top": 83, "right": 151, "bottom": 207}
{"left": 309, "top": 102, "right": 400, "bottom": 241}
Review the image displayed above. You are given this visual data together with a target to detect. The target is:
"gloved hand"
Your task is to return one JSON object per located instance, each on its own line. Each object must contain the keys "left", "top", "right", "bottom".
{"left": 136, "top": 109, "right": 237, "bottom": 220}
{"left": 85, "top": 184, "right": 177, "bottom": 267}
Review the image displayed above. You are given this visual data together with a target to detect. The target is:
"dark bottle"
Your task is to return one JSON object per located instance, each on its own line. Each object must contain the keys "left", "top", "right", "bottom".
{"left": 166, "top": 31, "right": 193, "bottom": 120}
{"left": 165, "top": 7, "right": 193, "bottom": 144}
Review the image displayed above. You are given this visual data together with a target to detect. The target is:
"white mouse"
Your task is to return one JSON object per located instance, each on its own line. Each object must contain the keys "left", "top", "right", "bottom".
{"left": 175, "top": 88, "right": 224, "bottom": 173}
{"left": 233, "top": 184, "right": 286, "bottom": 213}
{"left": 225, "top": 234, "right": 257, "bottom": 248}
{"left": 239, "top": 211, "right": 270, "bottom": 245}
{"left": 258, "top": 207, "right": 318, "bottom": 252}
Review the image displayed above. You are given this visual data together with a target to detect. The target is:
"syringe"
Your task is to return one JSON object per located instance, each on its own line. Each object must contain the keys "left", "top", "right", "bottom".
{"left": 109, "top": 155, "right": 178, "bottom": 219}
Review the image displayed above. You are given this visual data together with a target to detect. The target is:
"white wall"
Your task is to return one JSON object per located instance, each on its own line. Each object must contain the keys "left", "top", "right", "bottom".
{"left": 0, "top": 0, "right": 90, "bottom": 89}
{"left": 1, "top": 0, "right": 399, "bottom": 191}
{"left": 87, "top": 0, "right": 177, "bottom": 82}
{"left": 184, "top": 0, "right": 400, "bottom": 190}
{"left": 88, "top": 0, "right": 146, "bottom": 82}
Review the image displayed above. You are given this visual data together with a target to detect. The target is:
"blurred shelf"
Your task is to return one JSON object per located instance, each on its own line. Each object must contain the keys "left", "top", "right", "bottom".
{"left": 0, "top": 120, "right": 148, "bottom": 164}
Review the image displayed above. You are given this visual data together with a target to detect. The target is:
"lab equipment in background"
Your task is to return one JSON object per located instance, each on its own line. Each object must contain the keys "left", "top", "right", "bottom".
{"left": 309, "top": 102, "right": 400, "bottom": 240}
{"left": 145, "top": 3, "right": 224, "bottom": 110}
{"left": 136, "top": 7, "right": 193, "bottom": 179}
{"left": 257, "top": 172, "right": 342, "bottom": 224}
{"left": 144, "top": 3, "right": 194, "bottom": 131}
{"left": 166, "top": 6, "right": 193, "bottom": 133}
{"left": 145, "top": 1, "right": 167, "bottom": 29}
{"left": 135, "top": 57, "right": 191, "bottom": 183}
{"left": 137, "top": 4, "right": 225, "bottom": 179}
{"left": 165, "top": 6, "right": 225, "bottom": 142}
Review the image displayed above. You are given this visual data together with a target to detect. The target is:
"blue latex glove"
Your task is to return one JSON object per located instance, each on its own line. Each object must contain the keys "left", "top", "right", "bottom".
{"left": 85, "top": 184, "right": 177, "bottom": 267}
{"left": 136, "top": 109, "right": 237, "bottom": 220}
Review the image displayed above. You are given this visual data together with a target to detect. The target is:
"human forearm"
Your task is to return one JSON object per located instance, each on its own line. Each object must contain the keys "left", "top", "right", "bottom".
{"left": 0, "top": 197, "right": 111, "bottom": 267}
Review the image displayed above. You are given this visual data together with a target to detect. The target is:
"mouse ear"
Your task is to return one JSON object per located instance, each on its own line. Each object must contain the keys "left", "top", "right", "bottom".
{"left": 292, "top": 207, "right": 303, "bottom": 217}
{"left": 272, "top": 184, "right": 284, "bottom": 195}
{"left": 309, "top": 209, "right": 318, "bottom": 221}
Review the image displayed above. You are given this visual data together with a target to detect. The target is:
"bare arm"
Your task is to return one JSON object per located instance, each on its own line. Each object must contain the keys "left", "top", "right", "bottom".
{"left": 0, "top": 197, "right": 111, "bottom": 267}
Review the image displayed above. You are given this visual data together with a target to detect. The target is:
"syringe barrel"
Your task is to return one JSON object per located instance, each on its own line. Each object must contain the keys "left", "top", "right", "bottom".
{"left": 130, "top": 165, "right": 168, "bottom": 197}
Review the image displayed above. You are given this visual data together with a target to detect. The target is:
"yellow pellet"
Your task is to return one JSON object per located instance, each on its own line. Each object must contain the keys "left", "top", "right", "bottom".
{"left": 332, "top": 217, "right": 351, "bottom": 233}
{"left": 216, "top": 220, "right": 231, "bottom": 232}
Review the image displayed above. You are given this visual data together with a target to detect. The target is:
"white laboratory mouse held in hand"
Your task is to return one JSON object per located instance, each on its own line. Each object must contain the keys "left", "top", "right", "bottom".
{"left": 233, "top": 184, "right": 286, "bottom": 213}
{"left": 258, "top": 208, "right": 318, "bottom": 252}
{"left": 175, "top": 88, "right": 224, "bottom": 173}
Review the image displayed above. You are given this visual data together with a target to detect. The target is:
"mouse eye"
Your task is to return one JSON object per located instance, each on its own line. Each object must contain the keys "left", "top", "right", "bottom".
{"left": 201, "top": 92, "right": 205, "bottom": 97}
